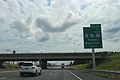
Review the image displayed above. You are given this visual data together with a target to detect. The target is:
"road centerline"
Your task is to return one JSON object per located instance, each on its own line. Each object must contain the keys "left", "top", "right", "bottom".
{"left": 68, "top": 71, "right": 83, "bottom": 80}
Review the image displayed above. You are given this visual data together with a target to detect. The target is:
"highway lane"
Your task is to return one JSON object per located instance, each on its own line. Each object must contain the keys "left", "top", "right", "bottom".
{"left": 0, "top": 70, "right": 112, "bottom": 80}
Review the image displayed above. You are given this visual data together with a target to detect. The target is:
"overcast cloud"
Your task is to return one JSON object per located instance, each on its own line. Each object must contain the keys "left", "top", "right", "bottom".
{"left": 0, "top": 0, "right": 120, "bottom": 53}
{"left": 35, "top": 14, "right": 79, "bottom": 33}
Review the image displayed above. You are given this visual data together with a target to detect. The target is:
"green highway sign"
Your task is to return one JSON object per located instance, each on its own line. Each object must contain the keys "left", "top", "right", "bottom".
{"left": 83, "top": 24, "right": 103, "bottom": 49}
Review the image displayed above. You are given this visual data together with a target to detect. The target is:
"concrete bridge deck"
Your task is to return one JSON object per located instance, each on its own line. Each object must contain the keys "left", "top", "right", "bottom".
{"left": 0, "top": 52, "right": 107, "bottom": 61}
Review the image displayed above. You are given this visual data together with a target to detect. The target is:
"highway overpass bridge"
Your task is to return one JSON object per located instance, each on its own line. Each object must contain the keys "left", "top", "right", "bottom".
{"left": 0, "top": 52, "right": 108, "bottom": 69}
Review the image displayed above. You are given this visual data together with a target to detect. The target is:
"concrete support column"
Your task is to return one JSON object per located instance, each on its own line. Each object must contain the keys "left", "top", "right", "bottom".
{"left": 39, "top": 59, "right": 42, "bottom": 67}
{"left": 13, "top": 50, "right": 16, "bottom": 64}
{"left": 41, "top": 60, "right": 47, "bottom": 69}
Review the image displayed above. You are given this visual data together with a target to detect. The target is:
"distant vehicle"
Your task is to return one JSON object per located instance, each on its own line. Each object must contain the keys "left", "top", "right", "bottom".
{"left": 61, "top": 63, "right": 64, "bottom": 69}
{"left": 19, "top": 62, "right": 42, "bottom": 76}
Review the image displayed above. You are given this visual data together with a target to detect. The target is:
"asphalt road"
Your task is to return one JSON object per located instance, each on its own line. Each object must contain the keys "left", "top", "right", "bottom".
{"left": 0, "top": 70, "right": 112, "bottom": 80}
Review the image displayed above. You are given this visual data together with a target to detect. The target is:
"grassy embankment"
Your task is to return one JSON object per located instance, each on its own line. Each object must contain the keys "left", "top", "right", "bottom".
{"left": 97, "top": 53, "right": 120, "bottom": 71}
{"left": 72, "top": 53, "right": 120, "bottom": 71}
{"left": 71, "top": 64, "right": 89, "bottom": 70}
{"left": 3, "top": 64, "right": 18, "bottom": 70}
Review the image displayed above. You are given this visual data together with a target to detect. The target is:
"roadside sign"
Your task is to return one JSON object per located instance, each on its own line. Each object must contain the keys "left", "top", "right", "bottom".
{"left": 83, "top": 24, "right": 103, "bottom": 49}
{"left": 83, "top": 24, "right": 103, "bottom": 69}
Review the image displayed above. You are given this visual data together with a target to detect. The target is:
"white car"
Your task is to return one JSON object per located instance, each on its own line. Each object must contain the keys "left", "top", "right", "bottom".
{"left": 19, "top": 62, "right": 42, "bottom": 76}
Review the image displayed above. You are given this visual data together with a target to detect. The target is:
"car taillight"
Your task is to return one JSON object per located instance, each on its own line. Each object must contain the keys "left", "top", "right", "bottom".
{"left": 32, "top": 67, "right": 35, "bottom": 69}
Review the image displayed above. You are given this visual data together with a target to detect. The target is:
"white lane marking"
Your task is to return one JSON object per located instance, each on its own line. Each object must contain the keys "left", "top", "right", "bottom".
{"left": 0, "top": 77, "right": 7, "bottom": 80}
{"left": 68, "top": 71, "right": 83, "bottom": 80}
{"left": 0, "top": 71, "right": 16, "bottom": 73}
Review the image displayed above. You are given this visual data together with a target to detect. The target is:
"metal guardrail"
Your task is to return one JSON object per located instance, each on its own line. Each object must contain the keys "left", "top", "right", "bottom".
{"left": 85, "top": 69, "right": 120, "bottom": 80}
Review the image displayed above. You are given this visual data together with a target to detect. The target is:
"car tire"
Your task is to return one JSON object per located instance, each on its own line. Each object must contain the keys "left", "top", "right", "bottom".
{"left": 20, "top": 73, "right": 24, "bottom": 77}
{"left": 35, "top": 70, "right": 38, "bottom": 76}
{"left": 39, "top": 71, "right": 41, "bottom": 75}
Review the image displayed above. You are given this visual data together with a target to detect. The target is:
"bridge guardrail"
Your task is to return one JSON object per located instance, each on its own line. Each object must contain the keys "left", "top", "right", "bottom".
{"left": 85, "top": 69, "right": 120, "bottom": 80}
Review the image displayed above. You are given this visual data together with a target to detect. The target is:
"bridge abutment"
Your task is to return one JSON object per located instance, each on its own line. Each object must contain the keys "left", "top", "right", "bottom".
{"left": 73, "top": 60, "right": 90, "bottom": 65}
{"left": 0, "top": 61, "right": 5, "bottom": 68}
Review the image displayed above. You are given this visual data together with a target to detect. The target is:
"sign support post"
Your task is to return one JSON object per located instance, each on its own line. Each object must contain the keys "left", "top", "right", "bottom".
{"left": 92, "top": 48, "right": 95, "bottom": 69}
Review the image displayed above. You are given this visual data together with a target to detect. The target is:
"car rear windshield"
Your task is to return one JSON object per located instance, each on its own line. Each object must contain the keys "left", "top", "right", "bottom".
{"left": 22, "top": 63, "right": 33, "bottom": 66}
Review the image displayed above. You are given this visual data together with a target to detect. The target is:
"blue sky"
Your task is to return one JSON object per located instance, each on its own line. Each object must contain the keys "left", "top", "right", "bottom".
{"left": 0, "top": 0, "right": 120, "bottom": 53}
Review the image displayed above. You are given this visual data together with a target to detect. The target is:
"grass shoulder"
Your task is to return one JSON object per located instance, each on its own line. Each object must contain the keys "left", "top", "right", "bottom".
{"left": 70, "top": 64, "right": 89, "bottom": 70}
{"left": 96, "top": 53, "right": 120, "bottom": 71}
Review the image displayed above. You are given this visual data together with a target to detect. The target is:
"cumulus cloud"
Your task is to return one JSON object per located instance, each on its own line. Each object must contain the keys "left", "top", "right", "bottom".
{"left": 1, "top": 0, "right": 120, "bottom": 52}
{"left": 105, "top": 22, "right": 120, "bottom": 42}
{"left": 106, "top": 27, "right": 120, "bottom": 34}
{"left": 26, "top": 17, "right": 32, "bottom": 25}
{"left": 37, "top": 33, "right": 49, "bottom": 42}
{"left": 12, "top": 21, "right": 30, "bottom": 32}
{"left": 105, "top": 32, "right": 120, "bottom": 42}
{"left": 47, "top": 0, "right": 53, "bottom": 6}
{"left": 4, "top": 49, "right": 11, "bottom": 52}
{"left": 12, "top": 20, "right": 50, "bottom": 42}
{"left": 12, "top": 20, "right": 31, "bottom": 38}
{"left": 35, "top": 14, "right": 79, "bottom": 33}
{"left": 27, "top": 31, "right": 50, "bottom": 42}
{"left": 0, "top": 17, "right": 5, "bottom": 24}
